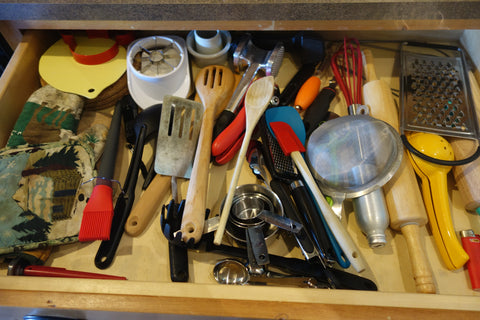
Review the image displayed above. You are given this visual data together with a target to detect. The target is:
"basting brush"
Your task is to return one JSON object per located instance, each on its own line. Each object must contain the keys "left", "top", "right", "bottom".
{"left": 78, "top": 97, "right": 125, "bottom": 241}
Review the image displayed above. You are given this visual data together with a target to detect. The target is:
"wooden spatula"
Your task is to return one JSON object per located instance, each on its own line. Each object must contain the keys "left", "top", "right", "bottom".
{"left": 180, "top": 65, "right": 235, "bottom": 244}
{"left": 269, "top": 121, "right": 366, "bottom": 273}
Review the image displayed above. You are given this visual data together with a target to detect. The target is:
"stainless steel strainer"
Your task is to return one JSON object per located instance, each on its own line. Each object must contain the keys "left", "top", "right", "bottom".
{"left": 306, "top": 115, "right": 403, "bottom": 248}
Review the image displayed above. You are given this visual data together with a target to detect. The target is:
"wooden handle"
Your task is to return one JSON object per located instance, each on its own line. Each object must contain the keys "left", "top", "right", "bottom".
{"left": 213, "top": 127, "right": 252, "bottom": 246}
{"left": 362, "top": 49, "right": 435, "bottom": 292}
{"left": 124, "top": 174, "right": 171, "bottom": 237}
{"left": 214, "top": 76, "right": 275, "bottom": 246}
{"left": 450, "top": 71, "right": 480, "bottom": 213}
{"left": 362, "top": 49, "right": 428, "bottom": 228}
{"left": 180, "top": 107, "right": 215, "bottom": 243}
{"left": 401, "top": 224, "right": 436, "bottom": 294}
{"left": 363, "top": 49, "right": 378, "bottom": 83}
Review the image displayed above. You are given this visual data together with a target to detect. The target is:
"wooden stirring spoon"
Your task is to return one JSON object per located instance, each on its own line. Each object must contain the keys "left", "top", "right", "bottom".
{"left": 214, "top": 75, "right": 275, "bottom": 245}
{"left": 180, "top": 65, "right": 235, "bottom": 244}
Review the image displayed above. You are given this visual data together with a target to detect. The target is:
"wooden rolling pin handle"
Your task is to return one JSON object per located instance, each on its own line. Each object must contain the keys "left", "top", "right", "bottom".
{"left": 125, "top": 174, "right": 171, "bottom": 237}
{"left": 363, "top": 49, "right": 377, "bottom": 83}
{"left": 449, "top": 71, "right": 480, "bottom": 213}
{"left": 401, "top": 224, "right": 436, "bottom": 294}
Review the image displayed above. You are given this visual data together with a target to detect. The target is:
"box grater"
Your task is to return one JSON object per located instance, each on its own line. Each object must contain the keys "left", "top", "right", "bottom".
{"left": 400, "top": 42, "right": 479, "bottom": 140}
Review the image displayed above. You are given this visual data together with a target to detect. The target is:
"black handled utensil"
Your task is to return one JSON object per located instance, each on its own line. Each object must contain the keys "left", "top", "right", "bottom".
{"left": 201, "top": 233, "right": 377, "bottom": 291}
{"left": 161, "top": 199, "right": 189, "bottom": 282}
{"left": 94, "top": 102, "right": 162, "bottom": 269}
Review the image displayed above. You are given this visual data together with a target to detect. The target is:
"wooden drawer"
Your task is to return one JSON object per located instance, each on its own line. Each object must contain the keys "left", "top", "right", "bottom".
{"left": 0, "top": 29, "right": 480, "bottom": 319}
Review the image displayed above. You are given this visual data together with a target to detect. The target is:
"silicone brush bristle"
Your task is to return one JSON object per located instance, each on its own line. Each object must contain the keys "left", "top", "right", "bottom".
{"left": 78, "top": 184, "right": 114, "bottom": 241}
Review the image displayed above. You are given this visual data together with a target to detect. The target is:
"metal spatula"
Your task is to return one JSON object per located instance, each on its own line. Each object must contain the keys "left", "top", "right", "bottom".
{"left": 124, "top": 96, "right": 203, "bottom": 238}
{"left": 155, "top": 95, "right": 204, "bottom": 178}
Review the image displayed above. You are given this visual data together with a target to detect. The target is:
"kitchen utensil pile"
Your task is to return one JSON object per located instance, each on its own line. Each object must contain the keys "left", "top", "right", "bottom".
{"left": 7, "top": 30, "right": 480, "bottom": 293}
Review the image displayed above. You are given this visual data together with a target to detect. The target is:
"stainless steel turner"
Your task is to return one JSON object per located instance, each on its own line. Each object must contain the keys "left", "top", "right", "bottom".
{"left": 155, "top": 95, "right": 204, "bottom": 178}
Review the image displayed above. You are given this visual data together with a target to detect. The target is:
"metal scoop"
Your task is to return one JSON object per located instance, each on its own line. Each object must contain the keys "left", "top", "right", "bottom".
{"left": 213, "top": 259, "right": 319, "bottom": 288}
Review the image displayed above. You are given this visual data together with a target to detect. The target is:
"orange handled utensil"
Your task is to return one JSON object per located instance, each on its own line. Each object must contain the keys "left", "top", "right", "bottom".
{"left": 293, "top": 76, "right": 321, "bottom": 111}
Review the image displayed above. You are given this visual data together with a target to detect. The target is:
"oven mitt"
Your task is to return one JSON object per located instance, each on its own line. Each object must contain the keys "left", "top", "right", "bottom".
{"left": 0, "top": 124, "right": 107, "bottom": 255}
{"left": 6, "top": 85, "right": 84, "bottom": 148}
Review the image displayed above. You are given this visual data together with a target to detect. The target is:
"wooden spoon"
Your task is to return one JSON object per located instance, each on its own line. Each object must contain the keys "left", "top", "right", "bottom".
{"left": 180, "top": 65, "right": 235, "bottom": 244}
{"left": 214, "top": 75, "right": 275, "bottom": 245}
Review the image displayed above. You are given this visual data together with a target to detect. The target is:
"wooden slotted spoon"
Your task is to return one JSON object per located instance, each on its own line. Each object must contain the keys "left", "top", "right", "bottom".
{"left": 180, "top": 65, "right": 235, "bottom": 244}
{"left": 214, "top": 75, "right": 275, "bottom": 245}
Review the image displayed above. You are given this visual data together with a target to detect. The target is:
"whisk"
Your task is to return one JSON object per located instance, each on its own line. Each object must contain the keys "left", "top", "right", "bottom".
{"left": 330, "top": 38, "right": 364, "bottom": 114}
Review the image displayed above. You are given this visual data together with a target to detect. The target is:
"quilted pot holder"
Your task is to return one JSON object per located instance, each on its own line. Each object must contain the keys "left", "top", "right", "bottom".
{"left": 0, "top": 125, "right": 106, "bottom": 254}
{"left": 6, "top": 85, "right": 84, "bottom": 148}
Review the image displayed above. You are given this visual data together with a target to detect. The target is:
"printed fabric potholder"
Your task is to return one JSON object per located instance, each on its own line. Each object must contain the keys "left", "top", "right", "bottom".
{"left": 7, "top": 85, "right": 84, "bottom": 148}
{"left": 0, "top": 125, "right": 107, "bottom": 255}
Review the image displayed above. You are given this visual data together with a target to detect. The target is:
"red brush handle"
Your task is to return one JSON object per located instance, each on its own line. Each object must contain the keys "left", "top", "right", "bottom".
{"left": 23, "top": 265, "right": 127, "bottom": 280}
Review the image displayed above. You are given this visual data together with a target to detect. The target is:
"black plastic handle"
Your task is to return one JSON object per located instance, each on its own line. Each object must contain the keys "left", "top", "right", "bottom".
{"left": 97, "top": 97, "right": 125, "bottom": 179}
{"left": 165, "top": 200, "right": 189, "bottom": 282}
{"left": 290, "top": 182, "right": 335, "bottom": 262}
{"left": 278, "top": 63, "right": 316, "bottom": 107}
{"left": 203, "top": 236, "right": 377, "bottom": 291}
{"left": 95, "top": 125, "right": 147, "bottom": 269}
{"left": 269, "top": 179, "right": 316, "bottom": 257}
{"left": 303, "top": 85, "right": 336, "bottom": 138}
{"left": 169, "top": 242, "right": 189, "bottom": 282}
{"left": 212, "top": 109, "right": 236, "bottom": 142}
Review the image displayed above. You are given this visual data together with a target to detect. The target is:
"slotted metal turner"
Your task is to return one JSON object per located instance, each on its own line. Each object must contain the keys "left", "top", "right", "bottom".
{"left": 155, "top": 95, "right": 204, "bottom": 178}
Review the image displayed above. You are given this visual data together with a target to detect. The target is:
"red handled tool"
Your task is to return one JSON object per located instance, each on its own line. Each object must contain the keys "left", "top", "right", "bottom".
{"left": 8, "top": 258, "right": 126, "bottom": 280}
{"left": 212, "top": 74, "right": 321, "bottom": 165}
{"left": 212, "top": 105, "right": 246, "bottom": 165}
{"left": 461, "top": 229, "right": 480, "bottom": 291}
{"left": 22, "top": 266, "right": 127, "bottom": 280}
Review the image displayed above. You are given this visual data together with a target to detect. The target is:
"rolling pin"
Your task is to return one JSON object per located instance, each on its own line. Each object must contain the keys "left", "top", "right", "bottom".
{"left": 362, "top": 49, "right": 436, "bottom": 293}
{"left": 449, "top": 71, "right": 480, "bottom": 215}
